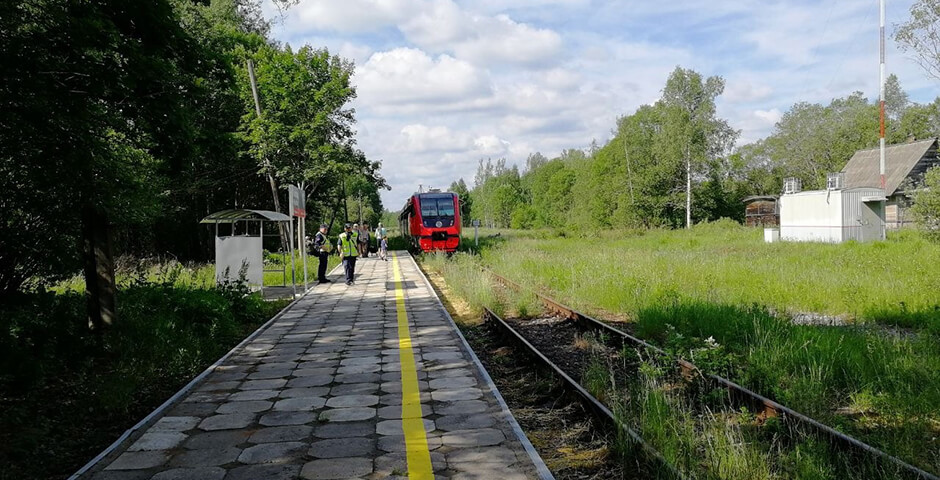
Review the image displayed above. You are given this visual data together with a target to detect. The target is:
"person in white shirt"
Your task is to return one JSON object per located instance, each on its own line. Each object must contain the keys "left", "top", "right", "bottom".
{"left": 376, "top": 223, "right": 388, "bottom": 260}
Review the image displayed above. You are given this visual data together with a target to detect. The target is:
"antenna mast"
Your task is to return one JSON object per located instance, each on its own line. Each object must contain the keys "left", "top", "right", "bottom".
{"left": 879, "top": 0, "right": 886, "bottom": 190}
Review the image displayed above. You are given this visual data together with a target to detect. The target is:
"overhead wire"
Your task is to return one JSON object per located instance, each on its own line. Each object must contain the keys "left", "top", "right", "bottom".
{"left": 159, "top": 165, "right": 264, "bottom": 196}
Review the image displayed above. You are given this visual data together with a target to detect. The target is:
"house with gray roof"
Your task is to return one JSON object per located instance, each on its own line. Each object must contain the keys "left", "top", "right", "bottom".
{"left": 841, "top": 138, "right": 939, "bottom": 228}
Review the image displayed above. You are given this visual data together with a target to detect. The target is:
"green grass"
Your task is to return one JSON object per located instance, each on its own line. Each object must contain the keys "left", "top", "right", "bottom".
{"left": 1, "top": 267, "right": 288, "bottom": 480}
{"left": 431, "top": 222, "right": 940, "bottom": 476}
{"left": 633, "top": 301, "right": 940, "bottom": 474}
{"left": 480, "top": 221, "right": 940, "bottom": 333}
{"left": 582, "top": 336, "right": 905, "bottom": 479}
{"left": 423, "top": 252, "right": 504, "bottom": 316}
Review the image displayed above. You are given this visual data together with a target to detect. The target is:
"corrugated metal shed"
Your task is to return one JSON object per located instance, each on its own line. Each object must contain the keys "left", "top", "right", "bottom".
{"left": 841, "top": 138, "right": 938, "bottom": 195}
{"left": 780, "top": 187, "right": 885, "bottom": 243}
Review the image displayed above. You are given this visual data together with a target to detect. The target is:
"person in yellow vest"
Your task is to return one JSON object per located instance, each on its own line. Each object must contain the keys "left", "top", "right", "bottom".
{"left": 337, "top": 222, "right": 359, "bottom": 285}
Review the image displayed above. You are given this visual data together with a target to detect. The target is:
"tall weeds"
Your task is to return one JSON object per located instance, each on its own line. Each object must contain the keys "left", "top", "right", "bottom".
{"left": 423, "top": 252, "right": 503, "bottom": 315}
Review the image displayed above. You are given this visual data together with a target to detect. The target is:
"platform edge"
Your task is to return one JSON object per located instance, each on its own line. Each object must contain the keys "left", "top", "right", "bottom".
{"left": 409, "top": 252, "right": 555, "bottom": 480}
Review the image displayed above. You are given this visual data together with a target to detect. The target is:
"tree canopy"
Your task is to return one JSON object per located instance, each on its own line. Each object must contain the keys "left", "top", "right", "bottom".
{"left": 463, "top": 68, "right": 940, "bottom": 233}
{"left": 0, "top": 0, "right": 386, "bottom": 306}
{"left": 895, "top": 0, "right": 940, "bottom": 81}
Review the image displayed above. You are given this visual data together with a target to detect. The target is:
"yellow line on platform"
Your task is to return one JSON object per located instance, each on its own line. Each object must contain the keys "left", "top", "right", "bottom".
{"left": 391, "top": 253, "right": 434, "bottom": 479}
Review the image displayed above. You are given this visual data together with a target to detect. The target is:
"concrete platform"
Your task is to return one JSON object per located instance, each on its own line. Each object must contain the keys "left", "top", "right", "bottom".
{"left": 76, "top": 252, "right": 551, "bottom": 480}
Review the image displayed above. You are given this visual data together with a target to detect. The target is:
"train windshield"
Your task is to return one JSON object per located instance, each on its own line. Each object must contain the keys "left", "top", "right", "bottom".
{"left": 419, "top": 194, "right": 455, "bottom": 219}
{"left": 437, "top": 200, "right": 455, "bottom": 217}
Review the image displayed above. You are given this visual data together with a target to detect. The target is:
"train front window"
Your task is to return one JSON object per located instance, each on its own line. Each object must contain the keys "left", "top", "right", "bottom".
{"left": 420, "top": 201, "right": 439, "bottom": 218}
{"left": 436, "top": 200, "right": 455, "bottom": 217}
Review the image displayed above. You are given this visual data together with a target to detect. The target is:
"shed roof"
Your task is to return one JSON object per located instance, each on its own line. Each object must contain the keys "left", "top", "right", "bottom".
{"left": 200, "top": 209, "right": 290, "bottom": 223}
{"left": 841, "top": 138, "right": 937, "bottom": 195}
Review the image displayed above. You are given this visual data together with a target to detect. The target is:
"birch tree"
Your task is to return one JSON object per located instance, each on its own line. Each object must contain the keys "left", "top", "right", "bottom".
{"left": 895, "top": 0, "right": 940, "bottom": 81}
{"left": 660, "top": 67, "right": 738, "bottom": 229}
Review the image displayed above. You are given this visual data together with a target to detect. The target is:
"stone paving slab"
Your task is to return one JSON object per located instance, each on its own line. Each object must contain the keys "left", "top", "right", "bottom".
{"left": 81, "top": 252, "right": 548, "bottom": 479}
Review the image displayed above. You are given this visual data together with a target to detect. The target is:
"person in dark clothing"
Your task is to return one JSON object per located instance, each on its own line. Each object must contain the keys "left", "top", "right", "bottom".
{"left": 313, "top": 223, "right": 331, "bottom": 284}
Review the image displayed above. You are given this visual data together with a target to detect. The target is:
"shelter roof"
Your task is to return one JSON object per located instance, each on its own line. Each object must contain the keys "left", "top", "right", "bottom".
{"left": 841, "top": 138, "right": 938, "bottom": 195}
{"left": 200, "top": 209, "right": 290, "bottom": 223}
{"left": 742, "top": 195, "right": 778, "bottom": 203}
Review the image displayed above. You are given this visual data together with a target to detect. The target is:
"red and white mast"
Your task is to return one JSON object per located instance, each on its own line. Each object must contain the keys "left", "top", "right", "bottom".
{"left": 879, "top": 0, "right": 886, "bottom": 190}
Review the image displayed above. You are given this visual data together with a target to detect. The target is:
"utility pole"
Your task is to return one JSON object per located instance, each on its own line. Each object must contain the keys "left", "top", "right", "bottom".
{"left": 342, "top": 177, "right": 349, "bottom": 222}
{"left": 357, "top": 189, "right": 363, "bottom": 223}
{"left": 247, "top": 58, "right": 288, "bottom": 251}
{"left": 623, "top": 136, "right": 636, "bottom": 206}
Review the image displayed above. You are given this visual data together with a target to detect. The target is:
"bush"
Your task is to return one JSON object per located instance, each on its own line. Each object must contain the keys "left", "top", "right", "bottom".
{"left": 0, "top": 277, "right": 286, "bottom": 479}
{"left": 910, "top": 166, "right": 940, "bottom": 241}
{"left": 510, "top": 204, "right": 537, "bottom": 230}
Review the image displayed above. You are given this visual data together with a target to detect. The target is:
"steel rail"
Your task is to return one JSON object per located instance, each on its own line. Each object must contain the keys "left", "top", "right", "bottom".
{"left": 486, "top": 269, "right": 939, "bottom": 480}
{"left": 482, "top": 307, "right": 688, "bottom": 480}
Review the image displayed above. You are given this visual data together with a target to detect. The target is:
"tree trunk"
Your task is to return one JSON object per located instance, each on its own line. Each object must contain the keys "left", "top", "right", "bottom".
{"left": 328, "top": 190, "right": 340, "bottom": 233}
{"left": 82, "top": 204, "right": 116, "bottom": 331}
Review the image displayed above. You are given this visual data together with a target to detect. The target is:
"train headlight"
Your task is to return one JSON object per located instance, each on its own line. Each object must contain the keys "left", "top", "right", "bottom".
{"left": 435, "top": 221, "right": 443, "bottom": 228}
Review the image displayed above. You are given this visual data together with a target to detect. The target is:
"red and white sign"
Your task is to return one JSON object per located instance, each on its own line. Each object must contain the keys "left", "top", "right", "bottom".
{"left": 288, "top": 185, "right": 306, "bottom": 218}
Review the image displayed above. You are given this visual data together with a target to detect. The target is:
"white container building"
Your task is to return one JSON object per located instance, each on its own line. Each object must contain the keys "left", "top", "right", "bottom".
{"left": 779, "top": 187, "right": 886, "bottom": 243}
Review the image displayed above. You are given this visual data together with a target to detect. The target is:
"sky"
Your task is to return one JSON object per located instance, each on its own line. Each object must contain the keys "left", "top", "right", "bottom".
{"left": 261, "top": 0, "right": 938, "bottom": 210}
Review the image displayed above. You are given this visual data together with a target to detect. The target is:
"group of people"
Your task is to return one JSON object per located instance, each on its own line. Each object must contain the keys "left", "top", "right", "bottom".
{"left": 309, "top": 222, "right": 389, "bottom": 286}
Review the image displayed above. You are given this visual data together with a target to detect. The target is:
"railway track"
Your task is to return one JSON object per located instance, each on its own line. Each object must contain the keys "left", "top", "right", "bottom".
{"left": 483, "top": 306, "right": 687, "bottom": 480}
{"left": 482, "top": 269, "right": 939, "bottom": 480}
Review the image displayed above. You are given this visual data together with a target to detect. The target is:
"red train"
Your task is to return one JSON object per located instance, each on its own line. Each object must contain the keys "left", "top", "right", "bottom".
{"left": 399, "top": 190, "right": 461, "bottom": 253}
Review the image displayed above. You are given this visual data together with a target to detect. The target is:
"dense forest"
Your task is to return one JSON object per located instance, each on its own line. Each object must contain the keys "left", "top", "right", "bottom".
{"left": 0, "top": 0, "right": 387, "bottom": 299}
{"left": 460, "top": 66, "right": 940, "bottom": 231}
{"left": 0, "top": 3, "right": 388, "bottom": 475}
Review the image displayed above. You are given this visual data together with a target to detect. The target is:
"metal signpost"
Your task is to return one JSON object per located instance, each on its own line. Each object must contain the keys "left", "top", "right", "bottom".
{"left": 288, "top": 184, "right": 307, "bottom": 293}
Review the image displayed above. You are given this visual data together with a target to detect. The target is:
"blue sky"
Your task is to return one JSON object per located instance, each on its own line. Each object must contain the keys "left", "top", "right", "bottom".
{"left": 261, "top": 0, "right": 938, "bottom": 210}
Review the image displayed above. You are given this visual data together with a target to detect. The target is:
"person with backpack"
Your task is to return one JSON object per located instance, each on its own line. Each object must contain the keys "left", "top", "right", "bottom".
{"left": 312, "top": 223, "right": 332, "bottom": 284}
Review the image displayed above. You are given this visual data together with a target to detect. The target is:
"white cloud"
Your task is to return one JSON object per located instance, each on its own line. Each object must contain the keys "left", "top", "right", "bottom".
{"left": 541, "top": 67, "right": 582, "bottom": 91}
{"left": 467, "top": 0, "right": 590, "bottom": 12}
{"left": 272, "top": 0, "right": 564, "bottom": 67}
{"left": 400, "top": 2, "right": 563, "bottom": 66}
{"left": 724, "top": 81, "right": 773, "bottom": 103}
{"left": 265, "top": 0, "right": 929, "bottom": 209}
{"left": 473, "top": 135, "right": 511, "bottom": 155}
{"left": 355, "top": 48, "right": 493, "bottom": 108}
{"left": 451, "top": 15, "right": 563, "bottom": 66}
{"left": 753, "top": 108, "right": 782, "bottom": 125}
{"left": 278, "top": 0, "right": 417, "bottom": 33}
{"left": 399, "top": 1, "right": 470, "bottom": 47}
{"left": 337, "top": 42, "right": 373, "bottom": 65}
{"left": 396, "top": 124, "right": 472, "bottom": 153}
